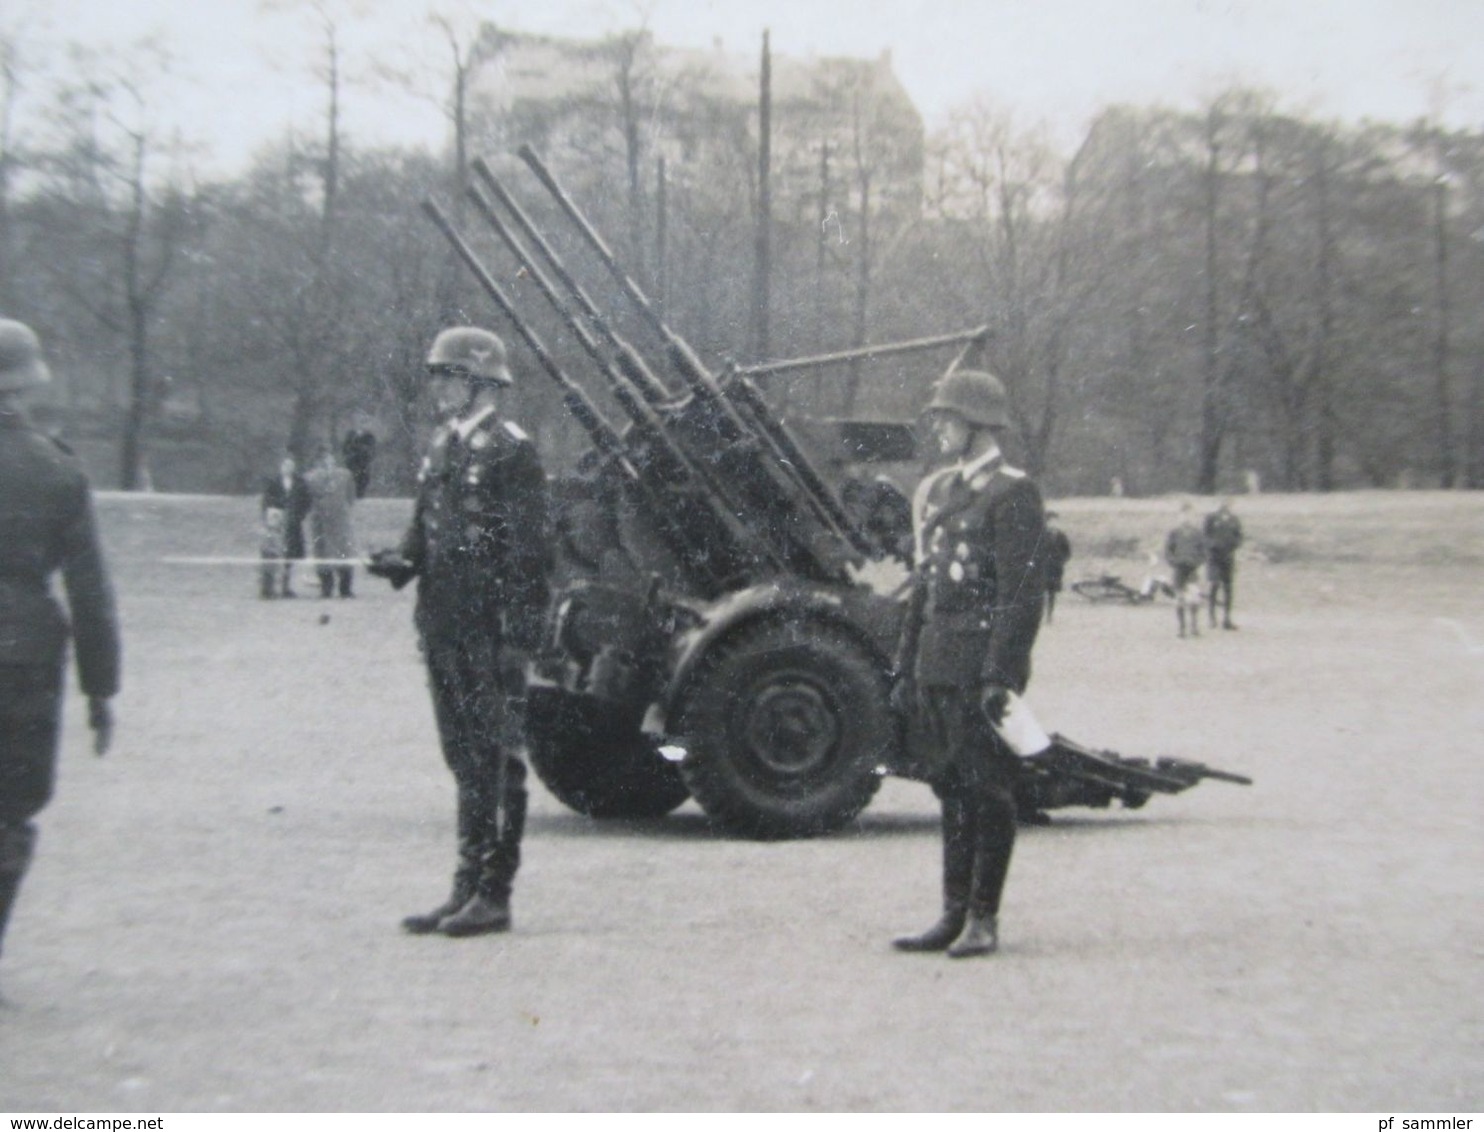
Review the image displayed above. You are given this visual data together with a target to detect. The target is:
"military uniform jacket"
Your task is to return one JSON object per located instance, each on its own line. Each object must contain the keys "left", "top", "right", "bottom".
{"left": 398, "top": 406, "right": 551, "bottom": 649}
{"left": 899, "top": 452, "right": 1047, "bottom": 692}
{"left": 0, "top": 410, "right": 120, "bottom": 697}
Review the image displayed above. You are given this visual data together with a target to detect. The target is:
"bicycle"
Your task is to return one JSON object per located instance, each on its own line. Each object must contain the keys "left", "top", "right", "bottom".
{"left": 1070, "top": 573, "right": 1171, "bottom": 605}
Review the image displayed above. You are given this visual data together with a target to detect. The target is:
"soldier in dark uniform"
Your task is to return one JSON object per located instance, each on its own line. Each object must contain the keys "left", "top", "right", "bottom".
{"left": 1204, "top": 498, "right": 1244, "bottom": 630}
{"left": 892, "top": 369, "right": 1047, "bottom": 959}
{"left": 369, "top": 327, "right": 551, "bottom": 938}
{"left": 0, "top": 320, "right": 120, "bottom": 968}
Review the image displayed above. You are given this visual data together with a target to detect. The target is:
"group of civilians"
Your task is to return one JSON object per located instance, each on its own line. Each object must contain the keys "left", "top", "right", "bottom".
{"left": 259, "top": 431, "right": 373, "bottom": 599}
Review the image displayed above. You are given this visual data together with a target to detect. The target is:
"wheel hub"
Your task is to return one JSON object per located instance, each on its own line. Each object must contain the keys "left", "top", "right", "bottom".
{"left": 742, "top": 681, "right": 840, "bottom": 777}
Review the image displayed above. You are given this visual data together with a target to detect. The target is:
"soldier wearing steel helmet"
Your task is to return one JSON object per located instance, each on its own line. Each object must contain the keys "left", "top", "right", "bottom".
{"left": 0, "top": 320, "right": 120, "bottom": 970}
{"left": 368, "top": 326, "right": 551, "bottom": 938}
{"left": 891, "top": 368, "right": 1047, "bottom": 959}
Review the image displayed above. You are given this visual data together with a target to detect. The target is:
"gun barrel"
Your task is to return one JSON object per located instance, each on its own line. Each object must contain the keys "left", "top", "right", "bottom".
{"left": 420, "top": 200, "right": 636, "bottom": 480}
{"left": 471, "top": 157, "right": 673, "bottom": 408}
{"left": 461, "top": 183, "right": 786, "bottom": 578}
{"left": 517, "top": 145, "right": 871, "bottom": 565}
{"left": 735, "top": 328, "right": 990, "bottom": 378}
{"left": 1155, "top": 758, "right": 1253, "bottom": 786}
{"left": 463, "top": 185, "right": 655, "bottom": 432}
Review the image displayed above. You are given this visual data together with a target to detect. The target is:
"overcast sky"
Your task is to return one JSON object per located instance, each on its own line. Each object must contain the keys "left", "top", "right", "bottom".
{"left": 9, "top": 0, "right": 1484, "bottom": 174}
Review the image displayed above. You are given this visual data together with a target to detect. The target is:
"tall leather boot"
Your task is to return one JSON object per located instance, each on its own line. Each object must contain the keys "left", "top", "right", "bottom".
{"left": 439, "top": 760, "right": 526, "bottom": 938}
{"left": 401, "top": 804, "right": 482, "bottom": 934}
{"left": 948, "top": 787, "right": 1015, "bottom": 958}
{"left": 947, "top": 911, "right": 999, "bottom": 958}
{"left": 0, "top": 823, "right": 37, "bottom": 959}
{"left": 894, "top": 793, "right": 972, "bottom": 952}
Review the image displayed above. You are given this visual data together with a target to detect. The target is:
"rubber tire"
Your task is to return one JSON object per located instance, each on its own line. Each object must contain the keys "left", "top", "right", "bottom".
{"left": 675, "top": 619, "right": 888, "bottom": 839}
{"left": 1071, "top": 579, "right": 1137, "bottom": 604}
{"left": 526, "top": 687, "right": 690, "bottom": 820}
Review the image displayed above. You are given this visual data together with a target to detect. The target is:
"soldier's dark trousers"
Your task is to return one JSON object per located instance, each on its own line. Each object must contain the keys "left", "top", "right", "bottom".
{"left": 0, "top": 664, "right": 62, "bottom": 957}
{"left": 925, "top": 688, "right": 1019, "bottom": 918}
{"left": 424, "top": 634, "right": 527, "bottom": 907}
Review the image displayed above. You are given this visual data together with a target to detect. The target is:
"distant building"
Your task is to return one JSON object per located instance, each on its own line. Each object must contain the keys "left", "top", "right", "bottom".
{"left": 470, "top": 30, "right": 924, "bottom": 225}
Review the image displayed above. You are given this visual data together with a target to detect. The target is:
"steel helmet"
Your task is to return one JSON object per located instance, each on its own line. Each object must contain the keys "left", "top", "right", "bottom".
{"left": 923, "top": 369, "right": 1011, "bottom": 430}
{"left": 425, "top": 326, "right": 513, "bottom": 388}
{"left": 0, "top": 320, "right": 52, "bottom": 394}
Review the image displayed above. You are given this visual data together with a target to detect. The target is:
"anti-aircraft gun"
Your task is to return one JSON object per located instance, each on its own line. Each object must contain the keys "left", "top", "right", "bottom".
{"left": 422, "top": 147, "right": 1250, "bottom": 838}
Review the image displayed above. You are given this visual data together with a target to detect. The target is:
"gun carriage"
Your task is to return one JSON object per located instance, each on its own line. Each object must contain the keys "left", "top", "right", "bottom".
{"left": 421, "top": 148, "right": 1249, "bottom": 838}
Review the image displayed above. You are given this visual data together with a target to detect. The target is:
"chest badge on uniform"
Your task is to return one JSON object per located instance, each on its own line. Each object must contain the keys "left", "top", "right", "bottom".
{"left": 469, "top": 431, "right": 491, "bottom": 451}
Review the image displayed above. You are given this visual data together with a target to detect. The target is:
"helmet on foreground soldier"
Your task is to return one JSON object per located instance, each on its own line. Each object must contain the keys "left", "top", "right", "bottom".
{"left": 0, "top": 320, "right": 52, "bottom": 394}
{"left": 425, "top": 326, "right": 513, "bottom": 388}
{"left": 923, "top": 369, "right": 1010, "bottom": 431}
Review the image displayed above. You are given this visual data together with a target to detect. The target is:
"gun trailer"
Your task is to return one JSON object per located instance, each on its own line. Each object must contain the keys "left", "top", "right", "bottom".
{"left": 423, "top": 148, "right": 1251, "bottom": 838}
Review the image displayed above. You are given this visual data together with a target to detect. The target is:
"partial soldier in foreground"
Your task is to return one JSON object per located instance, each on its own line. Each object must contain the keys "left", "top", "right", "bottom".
{"left": 0, "top": 320, "right": 121, "bottom": 971}
{"left": 368, "top": 327, "right": 551, "bottom": 938}
{"left": 892, "top": 369, "right": 1047, "bottom": 959}
{"left": 1204, "top": 498, "right": 1244, "bottom": 630}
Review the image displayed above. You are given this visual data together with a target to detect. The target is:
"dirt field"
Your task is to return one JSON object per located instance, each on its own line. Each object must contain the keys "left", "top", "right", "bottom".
{"left": 1, "top": 491, "right": 1480, "bottom": 1112}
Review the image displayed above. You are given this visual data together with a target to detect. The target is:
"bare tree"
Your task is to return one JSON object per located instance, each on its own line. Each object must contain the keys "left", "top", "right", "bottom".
{"left": 33, "top": 41, "right": 195, "bottom": 489}
{"left": 927, "top": 100, "right": 1088, "bottom": 475}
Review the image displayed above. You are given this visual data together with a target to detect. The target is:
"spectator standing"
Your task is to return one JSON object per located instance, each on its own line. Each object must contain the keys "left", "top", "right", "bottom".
{"left": 305, "top": 448, "right": 358, "bottom": 599}
{"left": 1204, "top": 498, "right": 1244, "bottom": 630}
{"left": 1043, "top": 511, "right": 1072, "bottom": 624}
{"left": 259, "top": 455, "right": 311, "bottom": 597}
{"left": 1165, "top": 501, "right": 1208, "bottom": 639}
{"left": 0, "top": 320, "right": 120, "bottom": 971}
{"left": 258, "top": 506, "right": 286, "bottom": 600}
{"left": 341, "top": 424, "right": 378, "bottom": 500}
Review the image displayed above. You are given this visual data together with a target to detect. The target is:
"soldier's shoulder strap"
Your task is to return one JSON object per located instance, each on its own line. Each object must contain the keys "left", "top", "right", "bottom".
{"left": 967, "top": 459, "right": 1029, "bottom": 498}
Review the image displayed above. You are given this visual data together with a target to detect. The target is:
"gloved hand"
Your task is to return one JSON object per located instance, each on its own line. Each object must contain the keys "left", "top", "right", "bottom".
{"left": 88, "top": 696, "right": 113, "bottom": 757}
{"left": 978, "top": 684, "right": 1011, "bottom": 725}
{"left": 366, "top": 549, "right": 416, "bottom": 590}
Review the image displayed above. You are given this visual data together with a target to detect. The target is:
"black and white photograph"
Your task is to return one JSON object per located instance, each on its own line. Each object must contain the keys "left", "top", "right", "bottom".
{"left": 0, "top": 0, "right": 1480, "bottom": 1116}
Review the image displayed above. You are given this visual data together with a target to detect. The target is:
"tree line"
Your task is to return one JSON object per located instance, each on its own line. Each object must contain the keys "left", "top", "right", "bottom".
{"left": 0, "top": 21, "right": 1479, "bottom": 496}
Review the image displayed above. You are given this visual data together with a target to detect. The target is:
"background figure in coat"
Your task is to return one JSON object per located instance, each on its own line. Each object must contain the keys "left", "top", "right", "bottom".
{"left": 1042, "top": 512, "right": 1072, "bottom": 624}
{"left": 0, "top": 320, "right": 120, "bottom": 969}
{"left": 1204, "top": 498, "right": 1244, "bottom": 630}
{"left": 368, "top": 327, "right": 551, "bottom": 939}
{"left": 305, "top": 447, "right": 358, "bottom": 598}
{"left": 341, "top": 424, "right": 377, "bottom": 500}
{"left": 892, "top": 369, "right": 1047, "bottom": 959}
{"left": 260, "top": 455, "right": 310, "bottom": 597}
